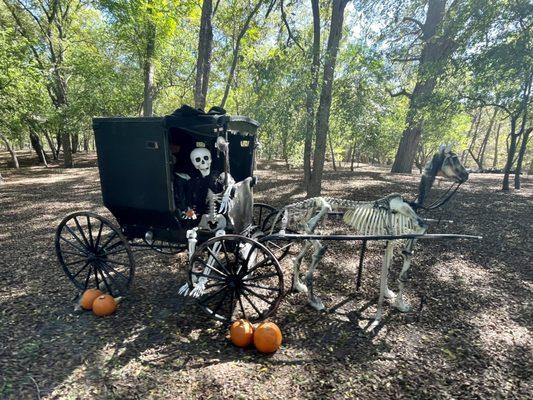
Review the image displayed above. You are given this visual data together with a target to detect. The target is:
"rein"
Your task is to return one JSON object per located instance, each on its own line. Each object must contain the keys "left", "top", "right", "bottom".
{"left": 410, "top": 181, "right": 462, "bottom": 212}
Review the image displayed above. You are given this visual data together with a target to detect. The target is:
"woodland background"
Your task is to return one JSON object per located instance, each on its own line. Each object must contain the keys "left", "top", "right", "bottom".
{"left": 0, "top": 0, "right": 531, "bottom": 195}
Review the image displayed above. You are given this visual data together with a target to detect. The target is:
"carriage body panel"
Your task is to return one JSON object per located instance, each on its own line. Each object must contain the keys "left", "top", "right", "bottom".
{"left": 92, "top": 107, "right": 259, "bottom": 242}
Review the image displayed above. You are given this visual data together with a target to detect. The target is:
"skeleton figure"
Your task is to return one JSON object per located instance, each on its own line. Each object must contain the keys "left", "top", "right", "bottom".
{"left": 190, "top": 147, "right": 212, "bottom": 177}
{"left": 274, "top": 145, "right": 469, "bottom": 328}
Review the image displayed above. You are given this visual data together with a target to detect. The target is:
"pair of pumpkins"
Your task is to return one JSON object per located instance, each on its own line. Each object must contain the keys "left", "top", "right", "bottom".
{"left": 230, "top": 319, "right": 282, "bottom": 353}
{"left": 79, "top": 289, "right": 117, "bottom": 316}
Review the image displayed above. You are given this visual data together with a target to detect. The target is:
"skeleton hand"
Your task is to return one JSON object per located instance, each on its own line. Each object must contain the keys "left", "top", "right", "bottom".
{"left": 218, "top": 185, "right": 234, "bottom": 214}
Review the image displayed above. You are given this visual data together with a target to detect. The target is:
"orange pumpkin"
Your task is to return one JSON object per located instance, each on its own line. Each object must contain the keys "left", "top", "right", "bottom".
{"left": 230, "top": 319, "right": 254, "bottom": 347}
{"left": 79, "top": 288, "right": 103, "bottom": 310}
{"left": 92, "top": 294, "right": 117, "bottom": 316}
{"left": 253, "top": 322, "right": 282, "bottom": 353}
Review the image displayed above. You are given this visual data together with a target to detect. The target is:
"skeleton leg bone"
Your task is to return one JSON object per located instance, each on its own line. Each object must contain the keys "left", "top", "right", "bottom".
{"left": 306, "top": 239, "right": 327, "bottom": 311}
{"left": 178, "top": 228, "right": 199, "bottom": 296}
{"left": 292, "top": 241, "right": 312, "bottom": 293}
{"left": 369, "top": 240, "right": 393, "bottom": 330}
{"left": 394, "top": 239, "right": 417, "bottom": 312}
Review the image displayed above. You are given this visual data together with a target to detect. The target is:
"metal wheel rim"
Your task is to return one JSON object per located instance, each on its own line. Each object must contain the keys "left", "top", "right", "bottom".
{"left": 188, "top": 234, "right": 284, "bottom": 322}
{"left": 55, "top": 211, "right": 135, "bottom": 297}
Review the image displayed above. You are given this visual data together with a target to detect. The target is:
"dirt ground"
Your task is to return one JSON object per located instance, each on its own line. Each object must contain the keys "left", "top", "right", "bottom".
{"left": 1, "top": 152, "right": 532, "bottom": 399}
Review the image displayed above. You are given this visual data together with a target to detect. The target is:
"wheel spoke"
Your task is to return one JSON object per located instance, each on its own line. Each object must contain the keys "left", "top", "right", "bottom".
{"left": 244, "top": 282, "right": 280, "bottom": 292}
{"left": 64, "top": 258, "right": 88, "bottom": 267}
{"left": 195, "top": 258, "right": 228, "bottom": 278}
{"left": 241, "top": 290, "right": 262, "bottom": 317}
{"left": 72, "top": 261, "right": 90, "bottom": 278}
{"left": 73, "top": 217, "right": 91, "bottom": 248}
{"left": 206, "top": 247, "right": 230, "bottom": 274}
{"left": 61, "top": 249, "right": 88, "bottom": 257}
{"left": 96, "top": 264, "right": 115, "bottom": 296}
{"left": 239, "top": 256, "right": 274, "bottom": 277}
{"left": 104, "top": 239, "right": 124, "bottom": 253}
{"left": 99, "top": 231, "right": 118, "bottom": 252}
{"left": 86, "top": 216, "right": 94, "bottom": 248}
{"left": 103, "top": 258, "right": 130, "bottom": 267}
{"left": 198, "top": 285, "right": 227, "bottom": 306}
{"left": 227, "top": 289, "right": 236, "bottom": 320}
{"left": 94, "top": 264, "right": 99, "bottom": 289}
{"left": 238, "top": 294, "right": 247, "bottom": 319}
{"left": 64, "top": 225, "right": 89, "bottom": 251}
{"left": 191, "top": 272, "right": 226, "bottom": 282}
{"left": 94, "top": 221, "right": 104, "bottom": 250}
{"left": 242, "top": 272, "right": 279, "bottom": 282}
{"left": 211, "top": 289, "right": 229, "bottom": 317}
{"left": 83, "top": 264, "right": 93, "bottom": 290}
{"left": 60, "top": 234, "right": 88, "bottom": 255}
{"left": 243, "top": 286, "right": 273, "bottom": 304}
{"left": 99, "top": 261, "right": 130, "bottom": 284}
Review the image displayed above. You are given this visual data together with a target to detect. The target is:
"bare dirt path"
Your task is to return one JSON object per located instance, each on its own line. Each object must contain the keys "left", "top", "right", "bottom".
{"left": 1, "top": 154, "right": 532, "bottom": 399}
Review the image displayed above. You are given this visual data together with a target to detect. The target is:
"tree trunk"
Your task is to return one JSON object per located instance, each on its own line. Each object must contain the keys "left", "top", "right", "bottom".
{"left": 391, "top": 0, "right": 454, "bottom": 173}
{"left": 514, "top": 127, "right": 532, "bottom": 189}
{"left": 143, "top": 22, "right": 156, "bottom": 117}
{"left": 502, "top": 117, "right": 518, "bottom": 191}
{"left": 307, "top": 0, "right": 349, "bottom": 197}
{"left": 461, "top": 109, "right": 481, "bottom": 163}
{"left": 71, "top": 133, "right": 79, "bottom": 154}
{"left": 0, "top": 133, "right": 20, "bottom": 169}
{"left": 43, "top": 130, "right": 58, "bottom": 160}
{"left": 303, "top": 0, "right": 320, "bottom": 189}
{"left": 219, "top": 0, "right": 264, "bottom": 109}
{"left": 493, "top": 121, "right": 501, "bottom": 168}
{"left": 29, "top": 130, "right": 47, "bottom": 165}
{"left": 478, "top": 108, "right": 498, "bottom": 169}
{"left": 328, "top": 133, "right": 337, "bottom": 171}
{"left": 194, "top": 0, "right": 213, "bottom": 110}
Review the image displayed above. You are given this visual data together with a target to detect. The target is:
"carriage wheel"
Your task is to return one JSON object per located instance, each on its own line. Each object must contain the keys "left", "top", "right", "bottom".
{"left": 252, "top": 203, "right": 277, "bottom": 230}
{"left": 55, "top": 211, "right": 135, "bottom": 297}
{"left": 143, "top": 237, "right": 186, "bottom": 255}
{"left": 256, "top": 210, "right": 294, "bottom": 261}
{"left": 188, "top": 235, "right": 284, "bottom": 322}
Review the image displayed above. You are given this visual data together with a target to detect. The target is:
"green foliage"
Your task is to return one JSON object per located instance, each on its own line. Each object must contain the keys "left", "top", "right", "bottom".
{"left": 0, "top": 0, "right": 529, "bottom": 172}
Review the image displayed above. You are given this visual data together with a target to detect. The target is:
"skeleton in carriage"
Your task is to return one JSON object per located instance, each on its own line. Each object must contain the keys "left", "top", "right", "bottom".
{"left": 271, "top": 145, "right": 469, "bottom": 327}
{"left": 175, "top": 137, "right": 259, "bottom": 299}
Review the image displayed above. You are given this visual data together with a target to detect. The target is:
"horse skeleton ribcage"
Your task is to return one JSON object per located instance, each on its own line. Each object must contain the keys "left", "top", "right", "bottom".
{"left": 324, "top": 195, "right": 425, "bottom": 236}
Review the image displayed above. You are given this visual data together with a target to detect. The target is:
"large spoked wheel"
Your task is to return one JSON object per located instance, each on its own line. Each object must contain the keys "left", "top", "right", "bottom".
{"left": 55, "top": 211, "right": 135, "bottom": 297}
{"left": 188, "top": 235, "right": 284, "bottom": 322}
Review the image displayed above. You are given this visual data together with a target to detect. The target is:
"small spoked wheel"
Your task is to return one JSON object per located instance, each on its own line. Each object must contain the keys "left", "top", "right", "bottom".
{"left": 256, "top": 209, "right": 294, "bottom": 261}
{"left": 55, "top": 211, "right": 135, "bottom": 297}
{"left": 252, "top": 203, "right": 277, "bottom": 231}
{"left": 188, "top": 235, "right": 284, "bottom": 322}
{"left": 143, "top": 237, "right": 186, "bottom": 255}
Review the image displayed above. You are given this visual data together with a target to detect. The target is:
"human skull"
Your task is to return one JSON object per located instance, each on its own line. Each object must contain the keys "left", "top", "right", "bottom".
{"left": 190, "top": 148, "right": 211, "bottom": 177}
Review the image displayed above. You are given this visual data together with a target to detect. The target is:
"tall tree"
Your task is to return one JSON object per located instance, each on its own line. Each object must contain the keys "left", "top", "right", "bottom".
{"left": 219, "top": 0, "right": 266, "bottom": 109}
{"left": 3, "top": 0, "right": 79, "bottom": 167}
{"left": 303, "top": 0, "right": 320, "bottom": 189}
{"left": 193, "top": 0, "right": 213, "bottom": 110}
{"left": 307, "top": 0, "right": 350, "bottom": 197}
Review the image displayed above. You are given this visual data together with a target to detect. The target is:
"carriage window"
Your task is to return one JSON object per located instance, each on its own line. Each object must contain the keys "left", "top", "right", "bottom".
{"left": 240, "top": 140, "right": 250, "bottom": 147}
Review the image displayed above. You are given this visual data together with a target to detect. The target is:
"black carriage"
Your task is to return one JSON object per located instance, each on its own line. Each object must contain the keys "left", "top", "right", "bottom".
{"left": 55, "top": 105, "right": 287, "bottom": 322}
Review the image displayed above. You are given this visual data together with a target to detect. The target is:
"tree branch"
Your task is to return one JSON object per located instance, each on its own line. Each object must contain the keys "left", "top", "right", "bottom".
{"left": 280, "top": 0, "right": 304, "bottom": 53}
{"left": 402, "top": 17, "right": 424, "bottom": 31}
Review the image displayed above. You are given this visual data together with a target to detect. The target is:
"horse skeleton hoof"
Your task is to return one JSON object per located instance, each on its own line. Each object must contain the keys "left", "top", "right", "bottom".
{"left": 293, "top": 280, "right": 308, "bottom": 293}
{"left": 384, "top": 289, "right": 396, "bottom": 299}
{"left": 394, "top": 300, "right": 411, "bottom": 312}
{"left": 308, "top": 297, "right": 325, "bottom": 311}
